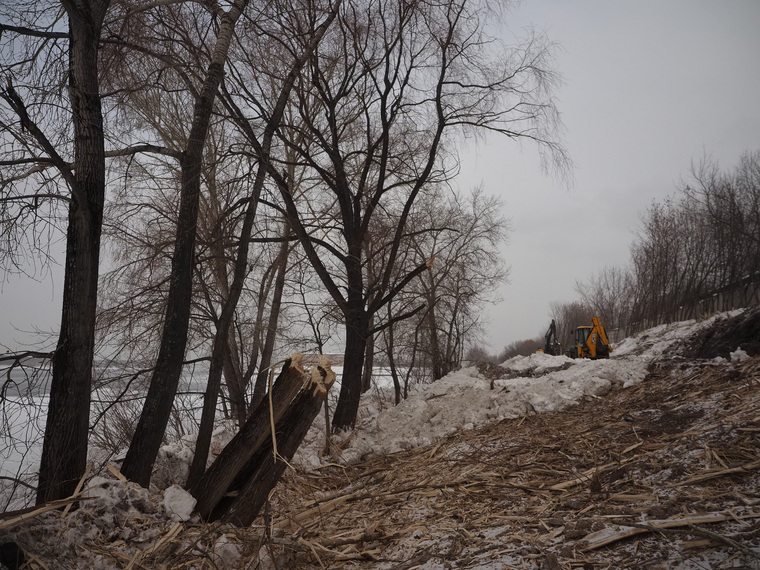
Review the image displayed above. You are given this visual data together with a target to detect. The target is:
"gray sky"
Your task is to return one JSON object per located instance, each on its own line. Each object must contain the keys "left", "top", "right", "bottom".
{"left": 458, "top": 0, "right": 760, "bottom": 348}
{"left": 2, "top": 1, "right": 760, "bottom": 351}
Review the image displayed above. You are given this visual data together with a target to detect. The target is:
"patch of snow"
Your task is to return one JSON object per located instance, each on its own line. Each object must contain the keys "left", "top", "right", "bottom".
{"left": 82, "top": 477, "right": 156, "bottom": 520}
{"left": 151, "top": 438, "right": 195, "bottom": 489}
{"left": 730, "top": 347, "right": 750, "bottom": 363}
{"left": 212, "top": 534, "right": 241, "bottom": 567}
{"left": 161, "top": 484, "right": 197, "bottom": 522}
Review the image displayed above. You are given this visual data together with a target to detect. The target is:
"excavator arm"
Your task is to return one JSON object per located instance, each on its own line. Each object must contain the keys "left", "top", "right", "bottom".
{"left": 544, "top": 319, "right": 561, "bottom": 355}
{"left": 566, "top": 316, "right": 612, "bottom": 359}
{"left": 588, "top": 317, "right": 612, "bottom": 358}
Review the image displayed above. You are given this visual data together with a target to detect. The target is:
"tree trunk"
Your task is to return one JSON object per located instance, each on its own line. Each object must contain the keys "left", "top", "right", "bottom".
{"left": 241, "top": 266, "right": 273, "bottom": 406}
{"left": 121, "top": 0, "right": 249, "bottom": 488}
{"left": 218, "top": 359, "right": 335, "bottom": 526}
{"left": 253, "top": 219, "right": 291, "bottom": 407}
{"left": 207, "top": 210, "right": 248, "bottom": 427}
{"left": 36, "top": 0, "right": 109, "bottom": 504}
{"left": 425, "top": 291, "right": 446, "bottom": 380}
{"left": 222, "top": 333, "right": 247, "bottom": 427}
{"left": 331, "top": 305, "right": 368, "bottom": 431}
{"left": 191, "top": 357, "right": 307, "bottom": 519}
{"left": 330, "top": 237, "right": 369, "bottom": 432}
{"left": 361, "top": 313, "right": 375, "bottom": 393}
{"left": 384, "top": 306, "right": 401, "bottom": 405}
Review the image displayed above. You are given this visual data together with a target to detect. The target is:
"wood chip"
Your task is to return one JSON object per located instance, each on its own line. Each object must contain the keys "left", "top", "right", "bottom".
{"left": 608, "top": 493, "right": 658, "bottom": 502}
{"left": 106, "top": 463, "right": 129, "bottom": 482}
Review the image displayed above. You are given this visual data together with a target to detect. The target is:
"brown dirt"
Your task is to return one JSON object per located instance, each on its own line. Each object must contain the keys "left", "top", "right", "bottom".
{"left": 685, "top": 306, "right": 760, "bottom": 359}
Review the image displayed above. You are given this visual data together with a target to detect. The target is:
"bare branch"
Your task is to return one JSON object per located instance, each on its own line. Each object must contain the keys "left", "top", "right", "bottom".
{"left": 0, "top": 23, "right": 67, "bottom": 40}
{"left": 0, "top": 81, "right": 80, "bottom": 201}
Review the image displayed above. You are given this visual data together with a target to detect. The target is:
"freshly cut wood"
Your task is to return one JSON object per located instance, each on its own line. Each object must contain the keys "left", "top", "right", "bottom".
{"left": 220, "top": 358, "right": 336, "bottom": 526}
{"left": 547, "top": 461, "right": 619, "bottom": 491}
{"left": 190, "top": 354, "right": 335, "bottom": 526}
{"left": 672, "top": 459, "right": 760, "bottom": 486}
{"left": 0, "top": 495, "right": 92, "bottom": 531}
{"left": 192, "top": 355, "right": 309, "bottom": 519}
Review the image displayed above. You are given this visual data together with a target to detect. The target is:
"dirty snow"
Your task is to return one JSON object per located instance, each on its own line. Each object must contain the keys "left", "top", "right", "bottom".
{"left": 294, "top": 315, "right": 730, "bottom": 469}
{"left": 732, "top": 347, "right": 751, "bottom": 363}
{"left": 161, "top": 484, "right": 197, "bottom": 522}
{"left": 1, "top": 310, "right": 756, "bottom": 570}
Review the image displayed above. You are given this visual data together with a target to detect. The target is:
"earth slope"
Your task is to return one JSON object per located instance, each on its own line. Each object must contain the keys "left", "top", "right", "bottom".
{"left": 1, "top": 309, "right": 759, "bottom": 569}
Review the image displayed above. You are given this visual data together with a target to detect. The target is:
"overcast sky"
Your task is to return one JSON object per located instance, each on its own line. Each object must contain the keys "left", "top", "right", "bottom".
{"left": 457, "top": 0, "right": 760, "bottom": 348}
{"left": 2, "top": 1, "right": 760, "bottom": 352}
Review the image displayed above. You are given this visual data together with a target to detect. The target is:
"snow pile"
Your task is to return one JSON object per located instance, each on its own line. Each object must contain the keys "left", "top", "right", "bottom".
{"left": 161, "top": 484, "right": 196, "bottom": 522}
{"left": 82, "top": 476, "right": 159, "bottom": 526}
{"left": 499, "top": 351, "right": 575, "bottom": 375}
{"left": 2, "top": 477, "right": 244, "bottom": 569}
{"left": 294, "top": 315, "right": 737, "bottom": 468}
{"left": 149, "top": 423, "right": 237, "bottom": 491}
{"left": 321, "top": 357, "right": 638, "bottom": 465}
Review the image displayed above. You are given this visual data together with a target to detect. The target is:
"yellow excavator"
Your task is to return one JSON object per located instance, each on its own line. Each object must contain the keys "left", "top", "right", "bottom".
{"left": 566, "top": 316, "right": 612, "bottom": 359}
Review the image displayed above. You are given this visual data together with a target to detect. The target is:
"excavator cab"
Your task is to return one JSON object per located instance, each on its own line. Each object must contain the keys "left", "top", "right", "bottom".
{"left": 566, "top": 317, "right": 612, "bottom": 359}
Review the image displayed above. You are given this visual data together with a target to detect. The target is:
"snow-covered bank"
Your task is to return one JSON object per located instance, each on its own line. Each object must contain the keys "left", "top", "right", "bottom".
{"left": 1, "top": 309, "right": 759, "bottom": 570}
{"left": 294, "top": 312, "right": 746, "bottom": 468}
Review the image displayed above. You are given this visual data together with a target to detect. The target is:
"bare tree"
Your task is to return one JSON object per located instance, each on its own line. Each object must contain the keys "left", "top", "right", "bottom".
{"left": 497, "top": 337, "right": 544, "bottom": 360}
{"left": 250, "top": 0, "right": 566, "bottom": 430}
{"left": 628, "top": 197, "right": 715, "bottom": 328}
{"left": 575, "top": 265, "right": 632, "bottom": 335}
{"left": 549, "top": 300, "right": 594, "bottom": 349}
{"left": 685, "top": 151, "right": 760, "bottom": 285}
{"left": 625, "top": 151, "right": 760, "bottom": 331}
{"left": 405, "top": 186, "right": 510, "bottom": 380}
{"left": 184, "top": 1, "right": 341, "bottom": 490}
{"left": 120, "top": 0, "right": 252, "bottom": 487}
{"left": 1, "top": 0, "right": 112, "bottom": 503}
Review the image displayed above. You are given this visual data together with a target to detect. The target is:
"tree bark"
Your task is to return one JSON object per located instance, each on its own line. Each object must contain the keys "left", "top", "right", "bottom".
{"left": 331, "top": 302, "right": 368, "bottom": 431}
{"left": 361, "top": 313, "right": 375, "bottom": 393}
{"left": 191, "top": 356, "right": 307, "bottom": 519}
{"left": 121, "top": 0, "right": 250, "bottom": 488}
{"left": 219, "top": 359, "right": 336, "bottom": 526}
{"left": 36, "top": 0, "right": 109, "bottom": 504}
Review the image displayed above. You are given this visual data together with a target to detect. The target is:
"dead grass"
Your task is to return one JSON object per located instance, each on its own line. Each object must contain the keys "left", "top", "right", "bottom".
{"left": 267, "top": 356, "right": 760, "bottom": 569}
{"left": 2, "top": 355, "right": 759, "bottom": 569}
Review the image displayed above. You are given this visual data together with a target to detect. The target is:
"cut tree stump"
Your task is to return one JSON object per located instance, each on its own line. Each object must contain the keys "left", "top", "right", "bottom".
{"left": 191, "top": 354, "right": 335, "bottom": 526}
